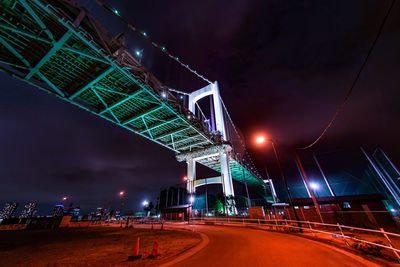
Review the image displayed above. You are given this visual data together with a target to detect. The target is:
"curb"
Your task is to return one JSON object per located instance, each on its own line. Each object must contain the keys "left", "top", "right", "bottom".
{"left": 160, "top": 232, "right": 210, "bottom": 266}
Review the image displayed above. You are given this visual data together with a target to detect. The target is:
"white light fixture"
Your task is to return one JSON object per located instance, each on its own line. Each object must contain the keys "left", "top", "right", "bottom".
{"left": 310, "top": 182, "right": 319, "bottom": 190}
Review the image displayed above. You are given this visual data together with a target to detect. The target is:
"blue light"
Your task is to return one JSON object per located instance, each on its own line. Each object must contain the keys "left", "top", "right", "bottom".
{"left": 161, "top": 47, "right": 166, "bottom": 51}
{"left": 142, "top": 32, "right": 147, "bottom": 37}
{"left": 391, "top": 208, "right": 396, "bottom": 212}
{"left": 136, "top": 50, "right": 141, "bottom": 56}
{"left": 114, "top": 9, "right": 119, "bottom": 15}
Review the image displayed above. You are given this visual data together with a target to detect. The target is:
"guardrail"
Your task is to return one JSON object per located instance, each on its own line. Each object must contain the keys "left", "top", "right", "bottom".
{"left": 189, "top": 217, "right": 400, "bottom": 262}
{"left": 0, "top": 224, "right": 28, "bottom": 230}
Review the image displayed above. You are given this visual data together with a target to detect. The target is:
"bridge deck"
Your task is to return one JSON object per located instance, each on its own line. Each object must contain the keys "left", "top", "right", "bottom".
{"left": 0, "top": 0, "right": 268, "bottom": 195}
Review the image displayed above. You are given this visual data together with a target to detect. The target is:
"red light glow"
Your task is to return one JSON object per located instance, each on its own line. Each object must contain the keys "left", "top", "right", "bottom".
{"left": 255, "top": 135, "right": 266, "bottom": 144}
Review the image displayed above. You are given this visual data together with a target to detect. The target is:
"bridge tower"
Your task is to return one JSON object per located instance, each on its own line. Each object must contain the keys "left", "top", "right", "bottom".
{"left": 184, "top": 82, "right": 236, "bottom": 215}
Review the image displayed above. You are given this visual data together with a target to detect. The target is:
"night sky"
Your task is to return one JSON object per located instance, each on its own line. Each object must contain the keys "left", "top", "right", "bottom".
{"left": 1, "top": 0, "right": 399, "bottom": 214}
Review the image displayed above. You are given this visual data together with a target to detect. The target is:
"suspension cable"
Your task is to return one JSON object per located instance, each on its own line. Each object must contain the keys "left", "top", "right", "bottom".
{"left": 297, "top": 0, "right": 395, "bottom": 150}
{"left": 94, "top": 0, "right": 212, "bottom": 84}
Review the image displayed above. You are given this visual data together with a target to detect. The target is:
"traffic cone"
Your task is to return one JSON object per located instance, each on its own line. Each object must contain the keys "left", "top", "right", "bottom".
{"left": 128, "top": 237, "right": 142, "bottom": 261}
{"left": 148, "top": 237, "right": 160, "bottom": 258}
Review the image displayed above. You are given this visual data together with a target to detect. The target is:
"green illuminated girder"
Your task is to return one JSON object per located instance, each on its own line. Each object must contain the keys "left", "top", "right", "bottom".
{"left": 0, "top": 0, "right": 214, "bottom": 153}
{"left": 0, "top": 0, "right": 268, "bottom": 195}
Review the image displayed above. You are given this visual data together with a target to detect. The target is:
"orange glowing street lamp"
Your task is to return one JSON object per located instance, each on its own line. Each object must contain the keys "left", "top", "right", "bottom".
{"left": 255, "top": 135, "right": 266, "bottom": 144}
{"left": 183, "top": 176, "right": 188, "bottom": 181}
{"left": 254, "top": 134, "right": 302, "bottom": 229}
{"left": 119, "top": 191, "right": 125, "bottom": 196}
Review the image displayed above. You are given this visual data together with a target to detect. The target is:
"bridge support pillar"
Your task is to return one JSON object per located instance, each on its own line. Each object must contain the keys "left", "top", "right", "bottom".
{"left": 220, "top": 151, "right": 236, "bottom": 216}
{"left": 186, "top": 158, "right": 196, "bottom": 194}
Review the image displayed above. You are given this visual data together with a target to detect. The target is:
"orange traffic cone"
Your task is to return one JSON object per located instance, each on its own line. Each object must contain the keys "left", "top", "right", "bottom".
{"left": 128, "top": 237, "right": 142, "bottom": 261}
{"left": 148, "top": 237, "right": 160, "bottom": 258}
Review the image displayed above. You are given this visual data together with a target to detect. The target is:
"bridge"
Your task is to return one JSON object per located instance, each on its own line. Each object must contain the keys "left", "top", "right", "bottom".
{"left": 0, "top": 0, "right": 274, "bottom": 214}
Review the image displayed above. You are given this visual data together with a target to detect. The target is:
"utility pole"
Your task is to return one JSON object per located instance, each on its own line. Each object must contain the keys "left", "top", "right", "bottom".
{"left": 313, "top": 154, "right": 335, "bottom": 197}
{"left": 295, "top": 152, "right": 324, "bottom": 223}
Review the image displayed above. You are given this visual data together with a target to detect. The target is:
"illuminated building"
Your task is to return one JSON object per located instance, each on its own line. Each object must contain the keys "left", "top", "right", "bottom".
{"left": 20, "top": 202, "right": 37, "bottom": 218}
{"left": 0, "top": 202, "right": 19, "bottom": 219}
{"left": 96, "top": 207, "right": 104, "bottom": 216}
{"left": 53, "top": 205, "right": 64, "bottom": 217}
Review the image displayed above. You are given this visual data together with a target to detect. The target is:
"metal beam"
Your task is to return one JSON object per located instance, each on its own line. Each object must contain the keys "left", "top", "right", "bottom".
{"left": 91, "top": 87, "right": 120, "bottom": 123}
{"left": 194, "top": 177, "right": 222, "bottom": 187}
{"left": 69, "top": 67, "right": 113, "bottom": 100}
{"left": 18, "top": 0, "right": 54, "bottom": 40}
{"left": 122, "top": 105, "right": 163, "bottom": 125}
{"left": 0, "top": 36, "right": 31, "bottom": 67}
{"left": 25, "top": 31, "right": 73, "bottom": 80}
{"left": 61, "top": 47, "right": 109, "bottom": 64}
{"left": 93, "top": 86, "right": 129, "bottom": 96}
{"left": 166, "top": 134, "right": 200, "bottom": 146}
{"left": 154, "top": 126, "right": 189, "bottom": 141}
{"left": 176, "top": 140, "right": 210, "bottom": 151}
{"left": 0, "top": 24, "right": 51, "bottom": 44}
{"left": 0, "top": 60, "right": 29, "bottom": 70}
{"left": 141, "top": 117, "right": 153, "bottom": 139}
{"left": 99, "top": 88, "right": 144, "bottom": 114}
{"left": 139, "top": 117, "right": 180, "bottom": 133}
{"left": 37, "top": 71, "right": 65, "bottom": 96}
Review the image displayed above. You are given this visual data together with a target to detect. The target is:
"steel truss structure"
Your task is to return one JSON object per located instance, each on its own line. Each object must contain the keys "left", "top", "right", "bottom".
{"left": 0, "top": 0, "right": 271, "bottom": 199}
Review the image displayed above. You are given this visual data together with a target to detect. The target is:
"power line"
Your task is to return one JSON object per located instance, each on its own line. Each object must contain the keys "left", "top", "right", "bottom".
{"left": 94, "top": 0, "right": 212, "bottom": 84}
{"left": 298, "top": 0, "right": 396, "bottom": 150}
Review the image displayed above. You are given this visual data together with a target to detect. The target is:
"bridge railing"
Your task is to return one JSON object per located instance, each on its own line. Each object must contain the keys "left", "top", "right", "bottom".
{"left": 189, "top": 217, "right": 400, "bottom": 262}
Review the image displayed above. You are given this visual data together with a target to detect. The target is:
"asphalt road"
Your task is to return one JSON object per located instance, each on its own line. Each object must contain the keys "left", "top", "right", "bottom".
{"left": 172, "top": 225, "right": 378, "bottom": 267}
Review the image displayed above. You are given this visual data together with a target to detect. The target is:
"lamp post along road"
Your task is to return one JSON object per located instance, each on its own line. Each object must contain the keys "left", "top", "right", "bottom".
{"left": 269, "top": 141, "right": 302, "bottom": 230}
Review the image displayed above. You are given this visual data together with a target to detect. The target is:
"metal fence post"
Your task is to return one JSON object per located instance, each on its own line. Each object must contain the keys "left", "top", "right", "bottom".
{"left": 307, "top": 221, "right": 315, "bottom": 237}
{"left": 337, "top": 223, "right": 349, "bottom": 246}
{"left": 381, "top": 228, "right": 400, "bottom": 262}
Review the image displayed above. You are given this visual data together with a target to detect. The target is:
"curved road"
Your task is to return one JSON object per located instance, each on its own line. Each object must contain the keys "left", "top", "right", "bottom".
{"left": 170, "top": 225, "right": 378, "bottom": 267}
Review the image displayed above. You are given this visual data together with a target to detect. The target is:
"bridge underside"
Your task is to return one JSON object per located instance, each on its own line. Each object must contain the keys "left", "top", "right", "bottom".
{"left": 0, "top": 0, "right": 215, "bottom": 152}
{"left": 0, "top": 0, "right": 271, "bottom": 201}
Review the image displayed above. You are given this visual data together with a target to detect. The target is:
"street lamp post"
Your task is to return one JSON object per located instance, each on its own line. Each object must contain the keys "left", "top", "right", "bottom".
{"left": 118, "top": 191, "right": 125, "bottom": 222}
{"left": 255, "top": 135, "right": 302, "bottom": 231}
{"left": 270, "top": 141, "right": 302, "bottom": 226}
